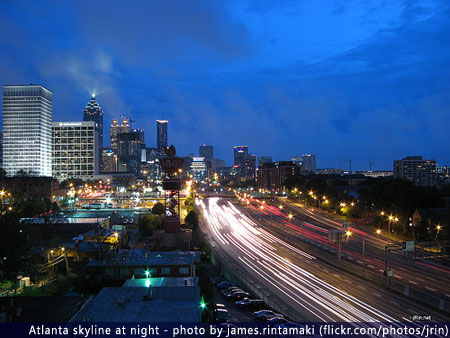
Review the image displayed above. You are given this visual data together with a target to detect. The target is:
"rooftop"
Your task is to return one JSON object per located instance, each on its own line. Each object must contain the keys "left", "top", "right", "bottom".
{"left": 123, "top": 277, "right": 198, "bottom": 287}
{"left": 70, "top": 287, "right": 201, "bottom": 322}
{"left": 87, "top": 249, "right": 200, "bottom": 267}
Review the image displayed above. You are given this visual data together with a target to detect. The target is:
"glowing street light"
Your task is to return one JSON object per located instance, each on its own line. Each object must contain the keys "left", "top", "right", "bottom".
{"left": 376, "top": 229, "right": 381, "bottom": 236}
{"left": 200, "top": 296, "right": 207, "bottom": 310}
{"left": 345, "top": 230, "right": 352, "bottom": 237}
{"left": 279, "top": 205, "right": 283, "bottom": 210}
{"left": 288, "top": 213, "right": 293, "bottom": 221}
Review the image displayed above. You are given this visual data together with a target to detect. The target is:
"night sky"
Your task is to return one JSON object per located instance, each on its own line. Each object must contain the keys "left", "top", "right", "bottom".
{"left": 1, "top": 1, "right": 449, "bottom": 170}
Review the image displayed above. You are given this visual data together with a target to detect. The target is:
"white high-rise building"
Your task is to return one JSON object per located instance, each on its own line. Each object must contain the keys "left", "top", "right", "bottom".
{"left": 52, "top": 122, "right": 99, "bottom": 179}
{"left": 2, "top": 85, "right": 52, "bottom": 176}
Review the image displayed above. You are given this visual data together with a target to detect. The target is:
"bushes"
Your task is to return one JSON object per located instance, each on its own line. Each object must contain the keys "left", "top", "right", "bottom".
{"left": 151, "top": 202, "right": 165, "bottom": 216}
{"left": 185, "top": 210, "right": 198, "bottom": 228}
{"left": 138, "top": 213, "right": 163, "bottom": 236}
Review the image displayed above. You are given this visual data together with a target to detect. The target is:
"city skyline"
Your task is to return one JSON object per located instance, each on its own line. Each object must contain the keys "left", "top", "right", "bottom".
{"left": 1, "top": 1, "right": 449, "bottom": 170}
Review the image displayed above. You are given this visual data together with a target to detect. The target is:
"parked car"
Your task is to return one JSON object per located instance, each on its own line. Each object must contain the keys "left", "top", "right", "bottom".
{"left": 215, "top": 309, "right": 230, "bottom": 322}
{"left": 267, "top": 316, "right": 288, "bottom": 324}
{"left": 221, "top": 287, "right": 242, "bottom": 296}
{"left": 211, "top": 277, "right": 225, "bottom": 285}
{"left": 217, "top": 282, "right": 235, "bottom": 290}
{"left": 253, "top": 310, "right": 284, "bottom": 321}
{"left": 274, "top": 322, "right": 303, "bottom": 330}
{"left": 229, "top": 291, "right": 250, "bottom": 301}
{"left": 215, "top": 304, "right": 226, "bottom": 311}
{"left": 235, "top": 298, "right": 264, "bottom": 310}
{"left": 223, "top": 289, "right": 244, "bottom": 298}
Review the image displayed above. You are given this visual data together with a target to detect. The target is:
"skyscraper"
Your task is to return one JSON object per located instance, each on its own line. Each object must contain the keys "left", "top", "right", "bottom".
{"left": 156, "top": 120, "right": 168, "bottom": 153}
{"left": 2, "top": 85, "right": 52, "bottom": 176}
{"left": 302, "top": 154, "right": 317, "bottom": 173}
{"left": 110, "top": 117, "right": 131, "bottom": 151}
{"left": 199, "top": 145, "right": 213, "bottom": 160}
{"left": 83, "top": 94, "right": 104, "bottom": 148}
{"left": 258, "top": 156, "right": 272, "bottom": 167}
{"left": 234, "top": 146, "right": 248, "bottom": 168}
{"left": 118, "top": 131, "right": 143, "bottom": 173}
{"left": 52, "top": 121, "right": 99, "bottom": 179}
{"left": 394, "top": 156, "right": 437, "bottom": 186}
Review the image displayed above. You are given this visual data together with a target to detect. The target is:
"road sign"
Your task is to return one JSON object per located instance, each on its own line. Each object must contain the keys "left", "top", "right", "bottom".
{"left": 343, "top": 222, "right": 348, "bottom": 228}
{"left": 328, "top": 229, "right": 347, "bottom": 244}
{"left": 402, "top": 241, "right": 415, "bottom": 252}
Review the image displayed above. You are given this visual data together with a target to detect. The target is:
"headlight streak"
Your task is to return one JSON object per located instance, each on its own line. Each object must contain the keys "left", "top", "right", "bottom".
{"left": 201, "top": 198, "right": 402, "bottom": 325}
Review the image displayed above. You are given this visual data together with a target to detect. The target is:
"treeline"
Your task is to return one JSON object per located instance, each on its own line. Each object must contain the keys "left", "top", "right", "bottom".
{"left": 284, "top": 175, "right": 450, "bottom": 240}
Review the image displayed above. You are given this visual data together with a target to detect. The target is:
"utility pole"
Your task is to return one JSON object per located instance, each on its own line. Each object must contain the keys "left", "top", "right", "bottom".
{"left": 362, "top": 239, "right": 365, "bottom": 273}
{"left": 338, "top": 234, "right": 341, "bottom": 261}
{"left": 348, "top": 159, "right": 352, "bottom": 186}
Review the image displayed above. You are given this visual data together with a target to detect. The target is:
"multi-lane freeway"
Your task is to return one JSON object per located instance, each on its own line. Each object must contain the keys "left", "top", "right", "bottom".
{"left": 198, "top": 197, "right": 449, "bottom": 323}
{"left": 253, "top": 197, "right": 450, "bottom": 299}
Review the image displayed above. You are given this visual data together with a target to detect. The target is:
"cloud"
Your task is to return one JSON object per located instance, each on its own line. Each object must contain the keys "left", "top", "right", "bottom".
{"left": 1, "top": 0, "right": 449, "bottom": 169}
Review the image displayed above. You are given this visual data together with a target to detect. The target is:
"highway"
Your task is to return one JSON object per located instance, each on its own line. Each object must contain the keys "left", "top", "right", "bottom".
{"left": 261, "top": 197, "right": 450, "bottom": 299}
{"left": 198, "top": 197, "right": 449, "bottom": 323}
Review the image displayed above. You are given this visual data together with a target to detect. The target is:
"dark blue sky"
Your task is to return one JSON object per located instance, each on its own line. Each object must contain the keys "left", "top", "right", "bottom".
{"left": 1, "top": 1, "right": 449, "bottom": 170}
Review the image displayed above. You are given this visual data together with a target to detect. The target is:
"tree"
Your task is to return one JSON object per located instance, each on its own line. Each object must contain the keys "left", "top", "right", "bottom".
{"left": 185, "top": 210, "right": 198, "bottom": 228}
{"left": 0, "top": 213, "right": 30, "bottom": 281}
{"left": 414, "top": 220, "right": 431, "bottom": 241}
{"left": 138, "top": 213, "right": 163, "bottom": 235}
{"left": 152, "top": 202, "right": 165, "bottom": 216}
{"left": 0, "top": 167, "right": 6, "bottom": 178}
{"left": 139, "top": 214, "right": 155, "bottom": 236}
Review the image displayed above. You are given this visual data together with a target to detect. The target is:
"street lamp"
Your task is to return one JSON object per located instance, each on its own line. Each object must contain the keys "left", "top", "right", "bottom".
{"left": 288, "top": 213, "right": 293, "bottom": 221}
{"left": 376, "top": 229, "right": 381, "bottom": 236}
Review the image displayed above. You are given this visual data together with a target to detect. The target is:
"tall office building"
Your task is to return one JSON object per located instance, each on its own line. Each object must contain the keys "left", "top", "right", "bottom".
{"left": 110, "top": 117, "right": 131, "bottom": 151}
{"left": 244, "top": 154, "right": 256, "bottom": 181}
{"left": 156, "top": 120, "right": 168, "bottom": 153}
{"left": 258, "top": 156, "right": 272, "bottom": 167}
{"left": 291, "top": 156, "right": 303, "bottom": 165}
{"left": 394, "top": 156, "right": 437, "bottom": 186}
{"left": 0, "top": 131, "right": 3, "bottom": 167}
{"left": 52, "top": 122, "right": 99, "bottom": 179}
{"left": 2, "top": 85, "right": 52, "bottom": 176}
{"left": 118, "top": 131, "right": 143, "bottom": 173}
{"left": 302, "top": 154, "right": 317, "bottom": 173}
{"left": 234, "top": 146, "right": 248, "bottom": 168}
{"left": 199, "top": 145, "right": 213, "bottom": 160}
{"left": 83, "top": 94, "right": 104, "bottom": 148}
{"left": 257, "top": 161, "right": 301, "bottom": 190}
{"left": 190, "top": 157, "right": 207, "bottom": 181}
{"left": 100, "top": 147, "right": 118, "bottom": 173}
